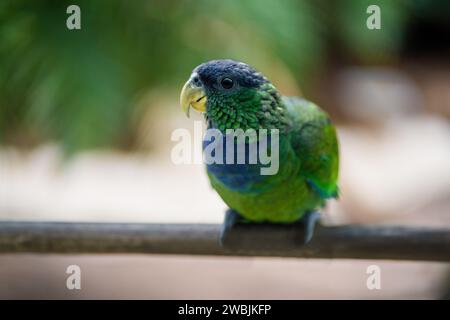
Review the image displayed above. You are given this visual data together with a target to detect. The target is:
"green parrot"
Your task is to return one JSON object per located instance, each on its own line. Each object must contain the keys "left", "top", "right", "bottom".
{"left": 180, "top": 60, "right": 339, "bottom": 241}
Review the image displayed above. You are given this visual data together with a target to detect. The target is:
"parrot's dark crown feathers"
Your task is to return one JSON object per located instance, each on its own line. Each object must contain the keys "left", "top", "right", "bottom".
{"left": 194, "top": 59, "right": 268, "bottom": 90}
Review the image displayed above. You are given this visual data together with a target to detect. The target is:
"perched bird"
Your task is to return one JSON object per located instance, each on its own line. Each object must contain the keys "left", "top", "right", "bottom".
{"left": 180, "top": 60, "right": 339, "bottom": 241}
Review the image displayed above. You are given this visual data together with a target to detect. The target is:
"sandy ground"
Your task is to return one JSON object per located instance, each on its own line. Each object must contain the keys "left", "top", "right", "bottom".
{"left": 1, "top": 255, "right": 448, "bottom": 299}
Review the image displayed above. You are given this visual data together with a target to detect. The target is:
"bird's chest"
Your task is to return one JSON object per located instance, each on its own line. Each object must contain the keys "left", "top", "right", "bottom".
{"left": 202, "top": 133, "right": 294, "bottom": 192}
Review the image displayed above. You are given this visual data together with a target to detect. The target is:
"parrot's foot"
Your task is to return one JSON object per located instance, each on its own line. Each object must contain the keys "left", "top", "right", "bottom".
{"left": 220, "top": 209, "right": 321, "bottom": 250}
{"left": 299, "top": 210, "right": 321, "bottom": 244}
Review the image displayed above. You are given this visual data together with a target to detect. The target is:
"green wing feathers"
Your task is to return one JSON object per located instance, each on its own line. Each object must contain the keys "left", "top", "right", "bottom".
{"left": 284, "top": 97, "right": 339, "bottom": 199}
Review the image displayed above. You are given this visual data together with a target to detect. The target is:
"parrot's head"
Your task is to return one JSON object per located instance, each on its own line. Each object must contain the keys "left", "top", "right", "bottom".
{"left": 180, "top": 59, "right": 288, "bottom": 131}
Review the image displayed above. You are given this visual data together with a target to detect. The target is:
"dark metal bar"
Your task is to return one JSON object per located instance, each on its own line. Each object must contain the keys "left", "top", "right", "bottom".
{"left": 0, "top": 221, "right": 449, "bottom": 261}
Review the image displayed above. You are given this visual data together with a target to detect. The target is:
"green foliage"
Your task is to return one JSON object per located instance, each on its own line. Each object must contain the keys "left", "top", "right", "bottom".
{"left": 335, "top": 0, "right": 409, "bottom": 62}
{"left": 0, "top": 0, "right": 429, "bottom": 152}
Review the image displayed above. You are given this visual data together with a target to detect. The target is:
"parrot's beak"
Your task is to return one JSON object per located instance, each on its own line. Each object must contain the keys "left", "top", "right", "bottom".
{"left": 180, "top": 76, "right": 207, "bottom": 118}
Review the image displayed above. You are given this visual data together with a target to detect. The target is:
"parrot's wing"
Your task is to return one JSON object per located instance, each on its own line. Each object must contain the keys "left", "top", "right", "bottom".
{"left": 284, "top": 97, "right": 339, "bottom": 199}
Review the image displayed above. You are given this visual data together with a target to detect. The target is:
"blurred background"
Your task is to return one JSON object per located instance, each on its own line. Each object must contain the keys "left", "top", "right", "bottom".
{"left": 1, "top": 0, "right": 449, "bottom": 299}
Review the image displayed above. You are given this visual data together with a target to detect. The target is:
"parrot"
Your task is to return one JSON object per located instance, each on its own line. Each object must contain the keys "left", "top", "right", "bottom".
{"left": 180, "top": 59, "right": 339, "bottom": 242}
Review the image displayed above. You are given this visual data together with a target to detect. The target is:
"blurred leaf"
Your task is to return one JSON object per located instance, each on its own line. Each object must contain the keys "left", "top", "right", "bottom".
{"left": 0, "top": 0, "right": 441, "bottom": 152}
{"left": 335, "top": 0, "right": 410, "bottom": 62}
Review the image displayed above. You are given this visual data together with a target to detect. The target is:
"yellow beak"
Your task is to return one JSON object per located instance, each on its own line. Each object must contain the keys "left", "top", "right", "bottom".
{"left": 180, "top": 77, "right": 207, "bottom": 117}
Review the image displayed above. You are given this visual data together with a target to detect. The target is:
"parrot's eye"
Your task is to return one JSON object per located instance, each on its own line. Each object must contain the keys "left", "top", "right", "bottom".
{"left": 192, "top": 75, "right": 201, "bottom": 87}
{"left": 220, "top": 77, "right": 234, "bottom": 90}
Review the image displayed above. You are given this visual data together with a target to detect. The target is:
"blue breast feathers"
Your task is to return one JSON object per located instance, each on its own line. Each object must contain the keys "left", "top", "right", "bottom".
{"left": 202, "top": 133, "right": 268, "bottom": 192}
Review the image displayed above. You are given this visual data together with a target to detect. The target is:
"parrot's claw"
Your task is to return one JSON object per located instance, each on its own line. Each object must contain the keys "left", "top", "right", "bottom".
{"left": 220, "top": 209, "right": 321, "bottom": 250}
{"left": 299, "top": 210, "right": 321, "bottom": 244}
